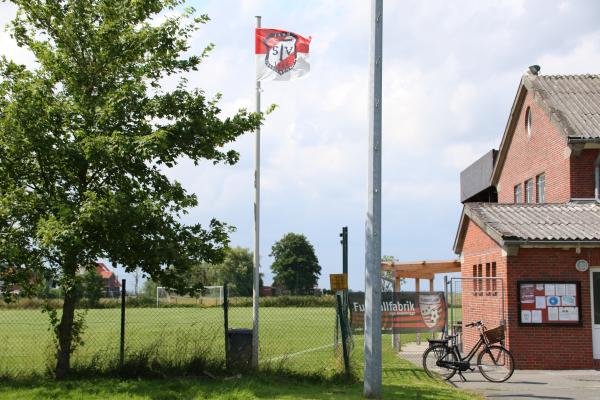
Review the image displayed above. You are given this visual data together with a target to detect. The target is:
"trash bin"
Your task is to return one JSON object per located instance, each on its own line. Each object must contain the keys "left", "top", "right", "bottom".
{"left": 227, "top": 328, "right": 253, "bottom": 370}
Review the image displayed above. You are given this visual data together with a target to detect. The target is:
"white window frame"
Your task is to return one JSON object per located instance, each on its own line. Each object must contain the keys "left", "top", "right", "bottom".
{"left": 526, "top": 107, "right": 532, "bottom": 138}
{"left": 525, "top": 179, "right": 534, "bottom": 203}
{"left": 514, "top": 184, "right": 522, "bottom": 203}
{"left": 536, "top": 173, "right": 545, "bottom": 203}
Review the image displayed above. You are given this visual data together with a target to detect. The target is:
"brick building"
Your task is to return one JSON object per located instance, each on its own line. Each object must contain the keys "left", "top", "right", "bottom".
{"left": 454, "top": 68, "right": 600, "bottom": 369}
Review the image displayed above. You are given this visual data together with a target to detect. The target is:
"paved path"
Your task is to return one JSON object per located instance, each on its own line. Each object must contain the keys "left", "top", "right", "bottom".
{"left": 398, "top": 342, "right": 600, "bottom": 400}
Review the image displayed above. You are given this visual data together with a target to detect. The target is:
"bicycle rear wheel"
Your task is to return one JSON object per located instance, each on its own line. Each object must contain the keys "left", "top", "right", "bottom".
{"left": 477, "top": 345, "right": 515, "bottom": 382}
{"left": 422, "top": 345, "right": 457, "bottom": 380}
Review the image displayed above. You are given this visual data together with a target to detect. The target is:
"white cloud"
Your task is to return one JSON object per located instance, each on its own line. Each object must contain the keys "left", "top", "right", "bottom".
{"left": 2, "top": 0, "right": 600, "bottom": 290}
{"left": 538, "top": 31, "right": 600, "bottom": 74}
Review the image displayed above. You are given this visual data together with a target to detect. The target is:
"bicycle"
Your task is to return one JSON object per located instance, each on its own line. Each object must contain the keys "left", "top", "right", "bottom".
{"left": 422, "top": 320, "right": 515, "bottom": 382}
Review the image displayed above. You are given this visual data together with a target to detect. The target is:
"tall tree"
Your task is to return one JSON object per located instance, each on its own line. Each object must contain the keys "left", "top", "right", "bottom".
{"left": 270, "top": 233, "right": 321, "bottom": 294}
{"left": 219, "top": 247, "right": 262, "bottom": 296}
{"left": 0, "top": 0, "right": 260, "bottom": 378}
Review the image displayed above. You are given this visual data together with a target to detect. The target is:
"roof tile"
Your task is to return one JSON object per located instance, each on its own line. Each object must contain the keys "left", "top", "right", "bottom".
{"left": 465, "top": 202, "right": 600, "bottom": 241}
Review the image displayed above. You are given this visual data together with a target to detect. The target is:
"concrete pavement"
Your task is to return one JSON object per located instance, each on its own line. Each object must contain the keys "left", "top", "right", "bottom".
{"left": 397, "top": 341, "right": 600, "bottom": 400}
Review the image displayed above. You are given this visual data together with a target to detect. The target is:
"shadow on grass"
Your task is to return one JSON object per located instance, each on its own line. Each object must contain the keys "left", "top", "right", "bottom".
{"left": 0, "top": 375, "right": 475, "bottom": 400}
{"left": 0, "top": 361, "right": 479, "bottom": 400}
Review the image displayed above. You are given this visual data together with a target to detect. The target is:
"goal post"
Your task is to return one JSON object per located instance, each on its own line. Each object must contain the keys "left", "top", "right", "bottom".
{"left": 155, "top": 285, "right": 224, "bottom": 307}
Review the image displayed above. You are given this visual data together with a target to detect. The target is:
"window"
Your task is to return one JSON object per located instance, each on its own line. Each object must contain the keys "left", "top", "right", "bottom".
{"left": 491, "top": 262, "right": 497, "bottom": 296}
{"left": 472, "top": 264, "right": 483, "bottom": 296}
{"left": 514, "top": 184, "right": 522, "bottom": 203}
{"left": 485, "top": 263, "right": 491, "bottom": 295}
{"left": 477, "top": 264, "right": 483, "bottom": 295}
{"left": 525, "top": 179, "right": 534, "bottom": 203}
{"left": 536, "top": 174, "right": 545, "bottom": 203}
{"left": 594, "top": 154, "right": 600, "bottom": 201}
{"left": 525, "top": 106, "right": 532, "bottom": 137}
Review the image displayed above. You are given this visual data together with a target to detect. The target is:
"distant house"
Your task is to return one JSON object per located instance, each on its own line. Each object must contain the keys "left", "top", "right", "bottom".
{"left": 96, "top": 263, "right": 121, "bottom": 297}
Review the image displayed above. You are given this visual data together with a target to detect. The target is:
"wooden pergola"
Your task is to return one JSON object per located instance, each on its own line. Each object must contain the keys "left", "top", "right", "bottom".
{"left": 381, "top": 259, "right": 461, "bottom": 350}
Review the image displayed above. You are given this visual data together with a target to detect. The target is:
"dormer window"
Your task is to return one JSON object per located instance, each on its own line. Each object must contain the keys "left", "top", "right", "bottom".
{"left": 525, "top": 107, "right": 532, "bottom": 138}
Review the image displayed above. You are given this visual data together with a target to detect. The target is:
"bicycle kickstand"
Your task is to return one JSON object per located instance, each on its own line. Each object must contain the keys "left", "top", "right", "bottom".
{"left": 457, "top": 371, "right": 467, "bottom": 382}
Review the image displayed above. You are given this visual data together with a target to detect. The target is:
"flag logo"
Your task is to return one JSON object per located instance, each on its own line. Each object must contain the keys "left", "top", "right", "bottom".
{"left": 264, "top": 32, "right": 297, "bottom": 75}
{"left": 256, "top": 28, "right": 311, "bottom": 81}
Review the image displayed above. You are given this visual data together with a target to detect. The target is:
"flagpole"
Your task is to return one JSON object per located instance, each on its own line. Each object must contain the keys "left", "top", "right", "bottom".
{"left": 364, "top": 0, "right": 382, "bottom": 398}
{"left": 252, "top": 14, "right": 261, "bottom": 369}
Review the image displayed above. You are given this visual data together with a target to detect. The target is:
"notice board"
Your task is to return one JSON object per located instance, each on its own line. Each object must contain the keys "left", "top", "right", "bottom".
{"left": 517, "top": 281, "right": 581, "bottom": 326}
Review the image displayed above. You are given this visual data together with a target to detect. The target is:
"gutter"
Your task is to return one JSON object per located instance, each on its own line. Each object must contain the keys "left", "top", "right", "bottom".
{"left": 567, "top": 137, "right": 600, "bottom": 144}
{"left": 502, "top": 239, "right": 600, "bottom": 246}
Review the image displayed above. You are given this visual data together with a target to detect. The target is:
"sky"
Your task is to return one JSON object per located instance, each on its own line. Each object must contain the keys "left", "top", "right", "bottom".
{"left": 2, "top": 0, "right": 600, "bottom": 292}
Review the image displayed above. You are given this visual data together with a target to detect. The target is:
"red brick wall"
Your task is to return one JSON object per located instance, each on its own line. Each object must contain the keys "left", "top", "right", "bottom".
{"left": 460, "top": 220, "right": 507, "bottom": 353}
{"left": 571, "top": 149, "right": 599, "bottom": 199}
{"left": 497, "top": 91, "right": 571, "bottom": 203}
{"left": 506, "top": 248, "right": 598, "bottom": 369}
{"left": 460, "top": 219, "right": 599, "bottom": 369}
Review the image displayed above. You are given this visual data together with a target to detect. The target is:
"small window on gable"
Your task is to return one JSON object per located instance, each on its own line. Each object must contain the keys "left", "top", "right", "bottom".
{"left": 525, "top": 107, "right": 532, "bottom": 138}
{"left": 536, "top": 174, "right": 545, "bottom": 203}
{"left": 525, "top": 179, "right": 534, "bottom": 203}
{"left": 514, "top": 184, "right": 522, "bottom": 203}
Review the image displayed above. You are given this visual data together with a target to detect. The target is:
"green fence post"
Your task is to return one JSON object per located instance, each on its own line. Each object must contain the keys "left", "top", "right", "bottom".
{"left": 336, "top": 292, "right": 350, "bottom": 376}
{"left": 120, "top": 279, "right": 126, "bottom": 370}
{"left": 223, "top": 282, "right": 229, "bottom": 367}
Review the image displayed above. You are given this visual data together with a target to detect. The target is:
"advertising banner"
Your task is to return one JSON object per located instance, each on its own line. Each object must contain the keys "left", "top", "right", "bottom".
{"left": 348, "top": 291, "right": 447, "bottom": 334}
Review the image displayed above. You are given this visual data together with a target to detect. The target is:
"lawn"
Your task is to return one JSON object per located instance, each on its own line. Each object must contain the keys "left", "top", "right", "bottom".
{"left": 0, "top": 306, "right": 444, "bottom": 376}
{"left": 0, "top": 346, "right": 482, "bottom": 400}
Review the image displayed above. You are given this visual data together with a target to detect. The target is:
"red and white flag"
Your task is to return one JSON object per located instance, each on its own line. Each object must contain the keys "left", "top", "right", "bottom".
{"left": 255, "top": 28, "right": 311, "bottom": 81}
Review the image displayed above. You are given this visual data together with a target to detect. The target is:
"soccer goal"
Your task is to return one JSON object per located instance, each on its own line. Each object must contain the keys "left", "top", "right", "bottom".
{"left": 156, "top": 285, "right": 224, "bottom": 307}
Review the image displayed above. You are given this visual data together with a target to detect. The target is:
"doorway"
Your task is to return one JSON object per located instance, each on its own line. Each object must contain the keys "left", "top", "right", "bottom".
{"left": 592, "top": 268, "right": 600, "bottom": 359}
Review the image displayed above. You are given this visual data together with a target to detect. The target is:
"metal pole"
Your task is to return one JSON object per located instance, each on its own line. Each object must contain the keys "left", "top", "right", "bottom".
{"left": 364, "top": 0, "right": 382, "bottom": 397}
{"left": 252, "top": 15, "right": 261, "bottom": 369}
{"left": 120, "top": 279, "right": 126, "bottom": 370}
{"left": 340, "top": 226, "right": 349, "bottom": 315}
{"left": 224, "top": 282, "right": 229, "bottom": 368}
{"left": 336, "top": 292, "right": 350, "bottom": 376}
{"left": 342, "top": 227, "right": 348, "bottom": 275}
{"left": 444, "top": 275, "right": 448, "bottom": 336}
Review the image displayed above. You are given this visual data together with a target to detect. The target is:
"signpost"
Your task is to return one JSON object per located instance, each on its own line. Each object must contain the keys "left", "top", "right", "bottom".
{"left": 365, "top": 0, "right": 383, "bottom": 397}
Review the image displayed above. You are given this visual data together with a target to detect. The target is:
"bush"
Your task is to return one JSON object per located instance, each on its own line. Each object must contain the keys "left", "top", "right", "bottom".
{"left": 229, "top": 295, "right": 335, "bottom": 308}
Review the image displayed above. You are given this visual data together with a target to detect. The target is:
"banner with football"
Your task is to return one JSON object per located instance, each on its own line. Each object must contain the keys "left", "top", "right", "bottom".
{"left": 255, "top": 28, "right": 311, "bottom": 81}
{"left": 348, "top": 292, "right": 447, "bottom": 334}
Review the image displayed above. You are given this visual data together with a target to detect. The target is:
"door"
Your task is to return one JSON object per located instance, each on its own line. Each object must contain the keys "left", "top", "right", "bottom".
{"left": 592, "top": 269, "right": 600, "bottom": 359}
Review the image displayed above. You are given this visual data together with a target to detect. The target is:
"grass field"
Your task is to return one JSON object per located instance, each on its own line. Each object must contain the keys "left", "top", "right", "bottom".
{"left": 0, "top": 305, "right": 451, "bottom": 377}
{"left": 0, "top": 347, "right": 482, "bottom": 400}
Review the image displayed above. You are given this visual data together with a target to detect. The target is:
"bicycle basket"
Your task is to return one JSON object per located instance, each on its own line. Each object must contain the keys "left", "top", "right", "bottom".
{"left": 483, "top": 326, "right": 505, "bottom": 344}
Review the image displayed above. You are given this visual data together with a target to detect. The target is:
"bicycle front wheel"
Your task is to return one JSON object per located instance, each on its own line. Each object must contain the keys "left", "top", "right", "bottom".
{"left": 422, "top": 345, "right": 457, "bottom": 380}
{"left": 477, "top": 345, "right": 515, "bottom": 382}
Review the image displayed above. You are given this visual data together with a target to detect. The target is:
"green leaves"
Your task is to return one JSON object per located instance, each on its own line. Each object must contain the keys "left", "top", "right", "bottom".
{"left": 2, "top": 0, "right": 263, "bottom": 377}
{"left": 270, "top": 233, "right": 321, "bottom": 295}
{"left": 0, "top": 0, "right": 262, "bottom": 291}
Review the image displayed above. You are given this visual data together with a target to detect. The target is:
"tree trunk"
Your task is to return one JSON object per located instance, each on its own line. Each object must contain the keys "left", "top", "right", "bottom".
{"left": 55, "top": 288, "right": 76, "bottom": 380}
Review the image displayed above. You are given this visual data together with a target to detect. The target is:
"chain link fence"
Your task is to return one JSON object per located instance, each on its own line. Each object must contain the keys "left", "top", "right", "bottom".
{"left": 0, "top": 281, "right": 343, "bottom": 377}
{"left": 447, "top": 277, "right": 505, "bottom": 352}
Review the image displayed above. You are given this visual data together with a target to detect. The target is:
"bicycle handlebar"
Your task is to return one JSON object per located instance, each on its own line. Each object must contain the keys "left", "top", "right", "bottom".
{"left": 466, "top": 320, "right": 483, "bottom": 328}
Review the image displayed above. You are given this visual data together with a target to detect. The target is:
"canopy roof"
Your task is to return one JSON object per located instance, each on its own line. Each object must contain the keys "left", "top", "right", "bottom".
{"left": 381, "top": 259, "right": 460, "bottom": 280}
